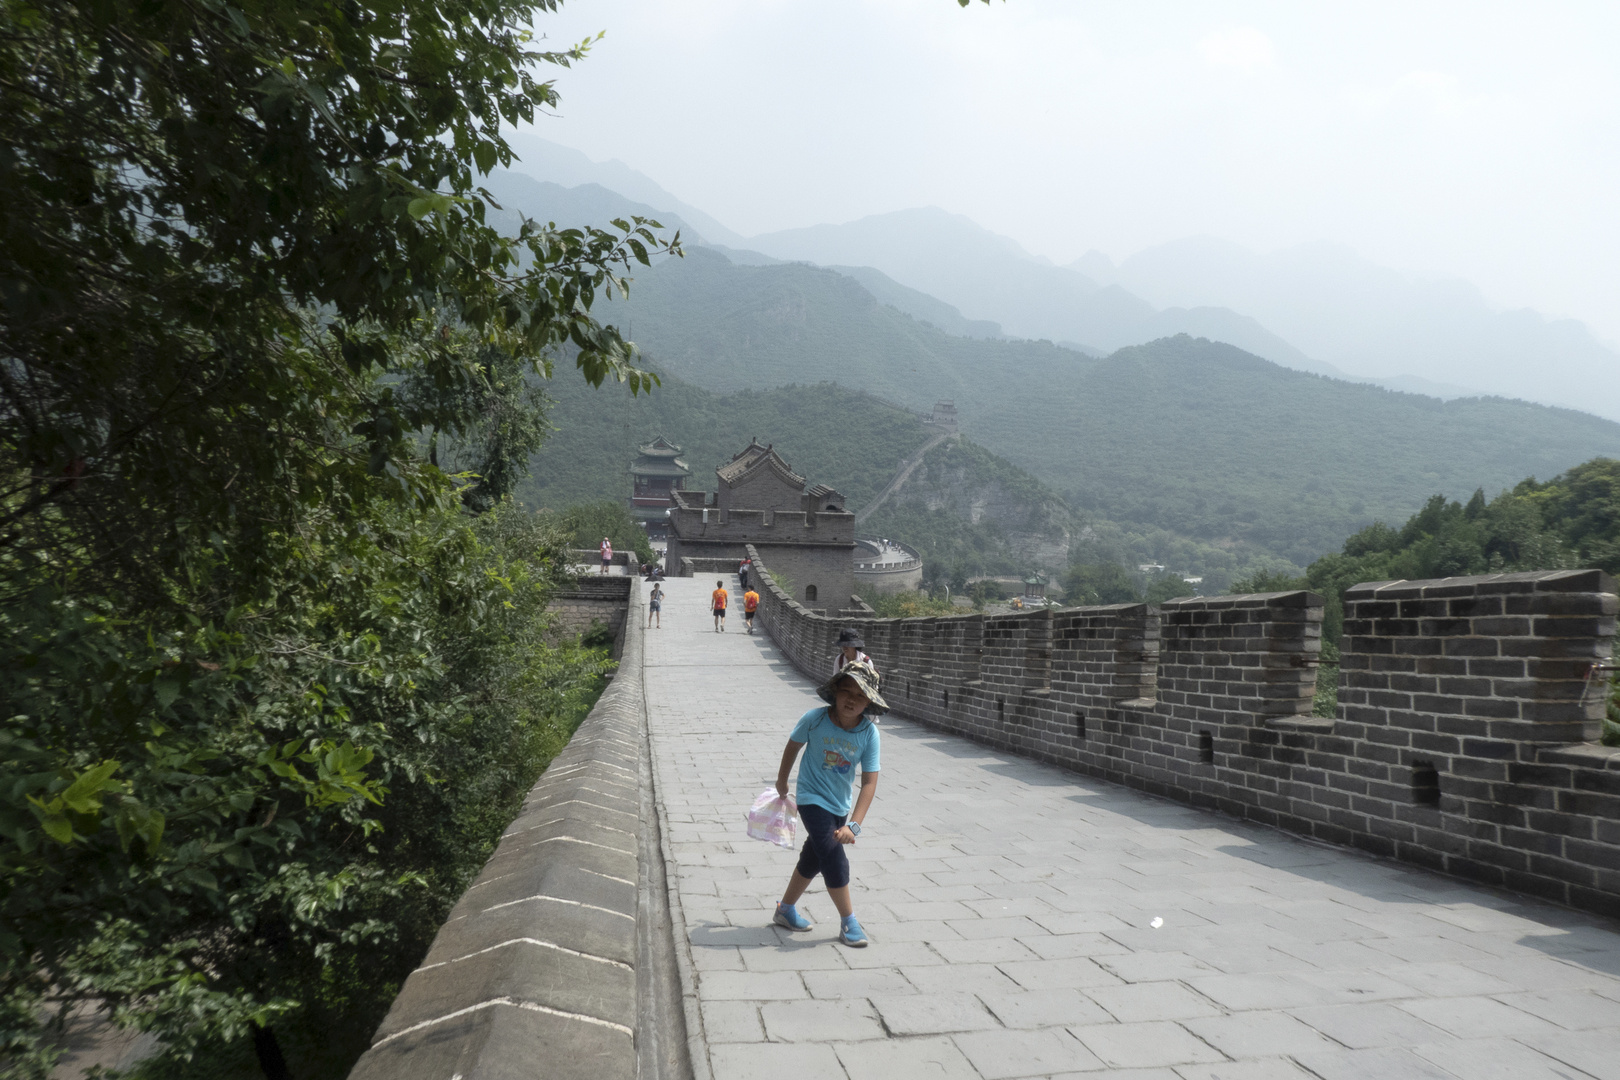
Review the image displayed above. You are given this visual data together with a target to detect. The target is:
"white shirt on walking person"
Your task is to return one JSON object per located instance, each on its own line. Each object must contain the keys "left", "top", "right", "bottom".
{"left": 834, "top": 647, "right": 872, "bottom": 675}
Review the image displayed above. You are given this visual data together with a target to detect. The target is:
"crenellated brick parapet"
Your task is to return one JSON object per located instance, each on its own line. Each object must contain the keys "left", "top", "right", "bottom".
{"left": 745, "top": 547, "right": 1620, "bottom": 916}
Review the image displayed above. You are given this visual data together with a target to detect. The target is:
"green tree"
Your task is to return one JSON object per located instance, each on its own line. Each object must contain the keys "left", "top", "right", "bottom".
{"left": 0, "top": 0, "right": 675, "bottom": 1072}
{"left": 1144, "top": 576, "right": 1197, "bottom": 605}
{"left": 559, "top": 500, "right": 656, "bottom": 564}
{"left": 1063, "top": 563, "right": 1141, "bottom": 605}
{"left": 1231, "top": 570, "right": 1309, "bottom": 594}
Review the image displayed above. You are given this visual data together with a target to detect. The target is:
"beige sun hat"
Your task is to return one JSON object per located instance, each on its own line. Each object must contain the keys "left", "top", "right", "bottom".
{"left": 816, "top": 659, "right": 888, "bottom": 716}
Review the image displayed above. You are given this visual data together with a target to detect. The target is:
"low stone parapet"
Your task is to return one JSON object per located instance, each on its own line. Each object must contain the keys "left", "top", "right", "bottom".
{"left": 349, "top": 579, "right": 680, "bottom": 1080}
{"left": 549, "top": 576, "right": 632, "bottom": 656}
{"left": 747, "top": 546, "right": 1620, "bottom": 916}
{"left": 677, "top": 556, "right": 738, "bottom": 577}
{"left": 569, "top": 548, "right": 636, "bottom": 567}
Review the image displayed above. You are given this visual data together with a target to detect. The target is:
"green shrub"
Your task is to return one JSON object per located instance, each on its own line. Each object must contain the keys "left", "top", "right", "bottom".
{"left": 559, "top": 501, "right": 657, "bottom": 564}
{"left": 866, "top": 592, "right": 958, "bottom": 618}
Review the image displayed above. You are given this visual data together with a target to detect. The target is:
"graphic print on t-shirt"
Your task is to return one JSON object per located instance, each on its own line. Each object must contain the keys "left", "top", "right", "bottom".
{"left": 822, "top": 748, "right": 853, "bottom": 775}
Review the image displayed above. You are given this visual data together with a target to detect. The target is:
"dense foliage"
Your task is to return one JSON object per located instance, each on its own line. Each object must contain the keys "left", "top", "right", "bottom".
{"left": 0, "top": 0, "right": 668, "bottom": 1072}
{"left": 1282, "top": 458, "right": 1620, "bottom": 643}
{"left": 1228, "top": 458, "right": 1620, "bottom": 726}
{"left": 560, "top": 500, "right": 656, "bottom": 564}
{"left": 865, "top": 592, "right": 958, "bottom": 618}
{"left": 1062, "top": 563, "right": 1143, "bottom": 606}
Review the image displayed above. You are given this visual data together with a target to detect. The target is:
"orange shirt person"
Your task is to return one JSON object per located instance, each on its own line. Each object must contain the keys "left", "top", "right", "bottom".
{"left": 743, "top": 589, "right": 760, "bottom": 634}
{"left": 711, "top": 580, "right": 729, "bottom": 633}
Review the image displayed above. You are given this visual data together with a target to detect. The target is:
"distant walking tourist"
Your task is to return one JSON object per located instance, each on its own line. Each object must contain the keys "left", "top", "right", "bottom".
{"left": 833, "top": 628, "right": 873, "bottom": 675}
{"left": 771, "top": 659, "right": 884, "bottom": 948}
{"left": 712, "top": 579, "right": 729, "bottom": 632}
{"left": 648, "top": 582, "right": 664, "bottom": 629}
{"left": 739, "top": 557, "right": 751, "bottom": 591}
{"left": 743, "top": 587, "right": 760, "bottom": 634}
{"left": 599, "top": 536, "right": 613, "bottom": 575}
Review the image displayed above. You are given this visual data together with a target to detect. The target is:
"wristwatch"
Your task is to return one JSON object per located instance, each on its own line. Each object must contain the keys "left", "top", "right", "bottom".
{"left": 847, "top": 821, "right": 862, "bottom": 837}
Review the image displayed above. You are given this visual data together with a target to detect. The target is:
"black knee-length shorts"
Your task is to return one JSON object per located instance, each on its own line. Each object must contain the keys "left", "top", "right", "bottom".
{"left": 795, "top": 802, "right": 851, "bottom": 889}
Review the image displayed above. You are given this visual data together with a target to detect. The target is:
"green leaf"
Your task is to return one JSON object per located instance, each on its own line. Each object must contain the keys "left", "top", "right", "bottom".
{"left": 40, "top": 815, "right": 73, "bottom": 845}
{"left": 60, "top": 759, "right": 121, "bottom": 813}
{"left": 153, "top": 676, "right": 180, "bottom": 708}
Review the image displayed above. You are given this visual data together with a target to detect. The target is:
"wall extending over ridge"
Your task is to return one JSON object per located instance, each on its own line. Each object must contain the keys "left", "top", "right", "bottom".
{"left": 746, "top": 545, "right": 1620, "bottom": 917}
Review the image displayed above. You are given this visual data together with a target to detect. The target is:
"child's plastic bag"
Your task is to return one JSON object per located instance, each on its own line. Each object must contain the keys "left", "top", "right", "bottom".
{"left": 746, "top": 788, "right": 799, "bottom": 848}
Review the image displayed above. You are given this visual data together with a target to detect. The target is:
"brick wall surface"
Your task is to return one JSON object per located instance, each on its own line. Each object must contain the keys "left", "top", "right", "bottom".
{"left": 549, "top": 577, "right": 631, "bottom": 657}
{"left": 747, "top": 548, "right": 1620, "bottom": 917}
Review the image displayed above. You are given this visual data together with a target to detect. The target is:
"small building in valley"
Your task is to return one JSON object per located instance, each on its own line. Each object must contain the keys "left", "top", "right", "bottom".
{"left": 666, "top": 440, "right": 856, "bottom": 612}
{"left": 629, "top": 436, "right": 691, "bottom": 540}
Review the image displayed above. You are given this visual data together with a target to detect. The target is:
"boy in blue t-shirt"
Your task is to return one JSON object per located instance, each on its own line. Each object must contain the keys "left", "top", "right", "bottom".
{"left": 771, "top": 660, "right": 885, "bottom": 947}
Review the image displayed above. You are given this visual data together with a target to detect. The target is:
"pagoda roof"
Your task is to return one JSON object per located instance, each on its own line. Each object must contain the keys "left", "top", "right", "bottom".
{"left": 635, "top": 435, "right": 685, "bottom": 459}
{"left": 716, "top": 439, "right": 804, "bottom": 489}
{"left": 631, "top": 460, "right": 690, "bottom": 477}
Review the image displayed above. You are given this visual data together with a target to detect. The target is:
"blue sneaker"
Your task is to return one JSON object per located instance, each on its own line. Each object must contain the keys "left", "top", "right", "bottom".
{"left": 773, "top": 902, "right": 811, "bottom": 931}
{"left": 839, "top": 915, "right": 869, "bottom": 948}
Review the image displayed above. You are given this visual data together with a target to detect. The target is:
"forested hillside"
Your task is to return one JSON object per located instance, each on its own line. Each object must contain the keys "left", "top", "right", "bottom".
{"left": 1300, "top": 457, "right": 1620, "bottom": 638}
{"left": 1249, "top": 457, "right": 1620, "bottom": 731}
{"left": 601, "top": 248, "right": 1620, "bottom": 565}
{"left": 517, "top": 372, "right": 937, "bottom": 513}
{"left": 522, "top": 371, "right": 1302, "bottom": 588}
{"left": 520, "top": 370, "right": 1112, "bottom": 579}
{"left": 852, "top": 437, "right": 1074, "bottom": 583}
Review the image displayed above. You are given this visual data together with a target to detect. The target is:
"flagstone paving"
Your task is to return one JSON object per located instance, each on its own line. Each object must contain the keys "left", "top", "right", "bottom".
{"left": 644, "top": 577, "right": 1620, "bottom": 1080}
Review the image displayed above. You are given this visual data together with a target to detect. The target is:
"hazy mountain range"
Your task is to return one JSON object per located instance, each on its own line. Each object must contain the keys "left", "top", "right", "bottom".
{"left": 593, "top": 247, "right": 1620, "bottom": 565}
{"left": 494, "top": 135, "right": 1620, "bottom": 422}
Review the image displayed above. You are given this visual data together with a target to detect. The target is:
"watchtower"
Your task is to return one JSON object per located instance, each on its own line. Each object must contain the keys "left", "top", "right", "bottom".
{"left": 665, "top": 440, "right": 857, "bottom": 612}
{"left": 628, "top": 436, "right": 690, "bottom": 540}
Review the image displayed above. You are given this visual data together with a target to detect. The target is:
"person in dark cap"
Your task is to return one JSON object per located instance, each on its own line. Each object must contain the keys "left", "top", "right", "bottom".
{"left": 833, "top": 627, "right": 872, "bottom": 676}
{"left": 770, "top": 659, "right": 885, "bottom": 947}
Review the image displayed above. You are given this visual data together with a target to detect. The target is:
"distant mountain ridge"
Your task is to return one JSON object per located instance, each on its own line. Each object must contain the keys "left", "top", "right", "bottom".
{"left": 490, "top": 136, "right": 1620, "bottom": 423}
{"left": 745, "top": 207, "right": 1333, "bottom": 376}
{"left": 500, "top": 132, "right": 746, "bottom": 246}
{"left": 587, "top": 245, "right": 1620, "bottom": 565}
{"left": 1096, "top": 236, "right": 1620, "bottom": 419}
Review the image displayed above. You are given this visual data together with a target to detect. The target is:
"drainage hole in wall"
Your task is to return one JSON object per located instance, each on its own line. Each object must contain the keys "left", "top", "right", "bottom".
{"left": 1411, "top": 761, "right": 1441, "bottom": 806}
{"left": 1198, "top": 730, "right": 1214, "bottom": 764}
{"left": 997, "top": 697, "right": 1005, "bottom": 721}
{"left": 1076, "top": 709, "right": 1087, "bottom": 740}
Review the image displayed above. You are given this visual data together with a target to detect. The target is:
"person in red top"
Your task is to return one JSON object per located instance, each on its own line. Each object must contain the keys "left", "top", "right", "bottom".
{"left": 599, "top": 536, "right": 612, "bottom": 575}
{"left": 711, "top": 580, "right": 728, "bottom": 633}
{"left": 743, "top": 587, "right": 760, "bottom": 634}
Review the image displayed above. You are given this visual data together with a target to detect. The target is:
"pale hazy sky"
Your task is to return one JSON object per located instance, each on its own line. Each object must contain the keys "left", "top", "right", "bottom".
{"left": 516, "top": 1, "right": 1620, "bottom": 342}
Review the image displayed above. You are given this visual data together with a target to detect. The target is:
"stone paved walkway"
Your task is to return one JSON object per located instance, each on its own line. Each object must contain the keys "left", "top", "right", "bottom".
{"left": 644, "top": 577, "right": 1620, "bottom": 1080}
